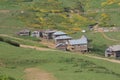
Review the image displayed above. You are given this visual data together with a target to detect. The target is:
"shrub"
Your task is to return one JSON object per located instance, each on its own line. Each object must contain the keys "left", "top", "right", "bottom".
{"left": 0, "top": 37, "right": 4, "bottom": 41}
{"left": 4, "top": 39, "right": 20, "bottom": 47}
{"left": 0, "top": 75, "right": 16, "bottom": 80}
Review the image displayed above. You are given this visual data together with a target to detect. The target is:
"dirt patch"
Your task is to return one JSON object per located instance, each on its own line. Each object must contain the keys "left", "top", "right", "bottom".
{"left": 0, "top": 60, "right": 5, "bottom": 67}
{"left": 24, "top": 68, "right": 56, "bottom": 80}
{"left": 40, "top": 39, "right": 55, "bottom": 49}
{"left": 0, "top": 10, "right": 10, "bottom": 13}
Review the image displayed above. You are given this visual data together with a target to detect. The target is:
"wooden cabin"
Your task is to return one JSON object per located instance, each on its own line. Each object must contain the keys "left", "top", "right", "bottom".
{"left": 17, "top": 29, "right": 30, "bottom": 36}
{"left": 53, "top": 31, "right": 67, "bottom": 39}
{"left": 54, "top": 35, "right": 72, "bottom": 44}
{"left": 43, "top": 30, "right": 57, "bottom": 39}
{"left": 66, "top": 35, "right": 88, "bottom": 52}
{"left": 31, "top": 31, "right": 42, "bottom": 38}
{"left": 56, "top": 43, "right": 67, "bottom": 51}
{"left": 105, "top": 45, "right": 120, "bottom": 58}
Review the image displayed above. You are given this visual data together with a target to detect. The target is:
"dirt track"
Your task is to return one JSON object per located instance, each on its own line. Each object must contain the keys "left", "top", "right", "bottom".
{"left": 20, "top": 44, "right": 55, "bottom": 51}
{"left": 24, "top": 68, "right": 56, "bottom": 80}
{"left": 86, "top": 55, "right": 120, "bottom": 64}
{"left": 101, "top": 32, "right": 120, "bottom": 42}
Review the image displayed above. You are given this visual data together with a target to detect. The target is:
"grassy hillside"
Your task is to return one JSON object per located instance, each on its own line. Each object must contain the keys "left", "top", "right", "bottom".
{"left": 0, "top": 1, "right": 120, "bottom": 80}
{"left": 0, "top": 42, "right": 120, "bottom": 80}
{"left": 0, "top": 0, "right": 120, "bottom": 55}
{"left": 85, "top": 0, "right": 120, "bottom": 26}
{"left": 0, "top": 0, "right": 120, "bottom": 34}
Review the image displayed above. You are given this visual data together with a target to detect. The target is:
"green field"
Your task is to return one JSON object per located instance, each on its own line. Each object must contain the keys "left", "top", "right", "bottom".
{"left": 0, "top": 42, "right": 120, "bottom": 80}
{"left": 0, "top": 0, "right": 120, "bottom": 80}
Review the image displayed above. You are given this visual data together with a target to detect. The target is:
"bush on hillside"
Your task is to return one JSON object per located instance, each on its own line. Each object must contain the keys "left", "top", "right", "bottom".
{"left": 4, "top": 39, "right": 20, "bottom": 47}
{"left": 0, "top": 37, "right": 4, "bottom": 41}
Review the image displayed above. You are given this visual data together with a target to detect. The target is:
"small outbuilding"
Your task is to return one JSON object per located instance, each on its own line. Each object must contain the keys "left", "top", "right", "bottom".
{"left": 53, "top": 31, "right": 67, "bottom": 39}
{"left": 66, "top": 35, "right": 88, "bottom": 52}
{"left": 105, "top": 45, "right": 120, "bottom": 58}
{"left": 54, "top": 35, "right": 72, "bottom": 44}
{"left": 17, "top": 29, "right": 30, "bottom": 36}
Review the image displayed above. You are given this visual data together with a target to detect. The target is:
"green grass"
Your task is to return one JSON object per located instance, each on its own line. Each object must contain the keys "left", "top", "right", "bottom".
{"left": 0, "top": 1, "right": 120, "bottom": 80}
{"left": 0, "top": 42, "right": 120, "bottom": 80}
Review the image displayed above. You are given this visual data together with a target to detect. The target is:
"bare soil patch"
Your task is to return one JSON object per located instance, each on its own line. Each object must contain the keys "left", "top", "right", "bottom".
{"left": 0, "top": 10, "right": 10, "bottom": 13}
{"left": 24, "top": 68, "right": 56, "bottom": 80}
{"left": 40, "top": 39, "right": 55, "bottom": 49}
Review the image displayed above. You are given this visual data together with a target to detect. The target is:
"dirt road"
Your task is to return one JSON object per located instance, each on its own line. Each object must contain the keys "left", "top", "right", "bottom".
{"left": 20, "top": 44, "right": 56, "bottom": 51}
{"left": 86, "top": 55, "right": 120, "bottom": 64}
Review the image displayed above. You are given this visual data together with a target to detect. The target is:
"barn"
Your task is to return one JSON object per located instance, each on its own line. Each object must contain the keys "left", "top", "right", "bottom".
{"left": 66, "top": 35, "right": 88, "bottom": 52}
{"left": 105, "top": 45, "right": 120, "bottom": 58}
{"left": 54, "top": 35, "right": 72, "bottom": 44}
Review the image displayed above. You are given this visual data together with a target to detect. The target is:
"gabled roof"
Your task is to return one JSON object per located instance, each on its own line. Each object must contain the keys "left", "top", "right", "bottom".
{"left": 53, "top": 31, "right": 67, "bottom": 36}
{"left": 55, "top": 35, "right": 72, "bottom": 40}
{"left": 67, "top": 35, "right": 88, "bottom": 45}
{"left": 109, "top": 45, "right": 120, "bottom": 51}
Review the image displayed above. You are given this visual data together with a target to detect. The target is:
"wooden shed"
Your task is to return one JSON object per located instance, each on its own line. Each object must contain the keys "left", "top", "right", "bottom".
{"left": 105, "top": 45, "right": 120, "bottom": 58}
{"left": 53, "top": 31, "right": 67, "bottom": 39}
{"left": 43, "top": 30, "right": 57, "bottom": 39}
{"left": 66, "top": 35, "right": 88, "bottom": 52}
{"left": 31, "top": 31, "right": 43, "bottom": 38}
{"left": 17, "top": 29, "right": 30, "bottom": 36}
{"left": 54, "top": 35, "right": 72, "bottom": 44}
{"left": 56, "top": 43, "right": 67, "bottom": 51}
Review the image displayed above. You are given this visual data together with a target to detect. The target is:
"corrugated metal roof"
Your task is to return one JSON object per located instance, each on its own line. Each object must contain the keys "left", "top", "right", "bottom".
{"left": 109, "top": 45, "right": 120, "bottom": 51}
{"left": 53, "top": 31, "right": 67, "bottom": 35}
{"left": 67, "top": 35, "right": 88, "bottom": 45}
{"left": 44, "top": 30, "right": 57, "bottom": 33}
{"left": 55, "top": 35, "right": 72, "bottom": 40}
{"left": 20, "top": 29, "right": 30, "bottom": 32}
{"left": 56, "top": 43, "right": 66, "bottom": 47}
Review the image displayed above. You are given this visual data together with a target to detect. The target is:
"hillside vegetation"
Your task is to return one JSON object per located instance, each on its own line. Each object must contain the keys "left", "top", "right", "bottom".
{"left": 0, "top": 42, "right": 120, "bottom": 80}
{"left": 0, "top": 0, "right": 120, "bottom": 80}
{"left": 0, "top": 0, "right": 120, "bottom": 31}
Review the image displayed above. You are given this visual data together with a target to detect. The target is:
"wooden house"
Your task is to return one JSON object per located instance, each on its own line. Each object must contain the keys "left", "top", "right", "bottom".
{"left": 66, "top": 35, "right": 88, "bottom": 52}
{"left": 105, "top": 45, "right": 120, "bottom": 58}
{"left": 53, "top": 31, "right": 67, "bottom": 39}
{"left": 43, "top": 30, "right": 57, "bottom": 39}
{"left": 56, "top": 43, "right": 67, "bottom": 51}
{"left": 54, "top": 35, "right": 72, "bottom": 44}
{"left": 31, "top": 31, "right": 41, "bottom": 38}
{"left": 17, "top": 29, "right": 30, "bottom": 36}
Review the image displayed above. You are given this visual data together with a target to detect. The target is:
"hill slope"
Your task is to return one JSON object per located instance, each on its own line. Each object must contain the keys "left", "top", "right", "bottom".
{"left": 0, "top": 42, "right": 120, "bottom": 80}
